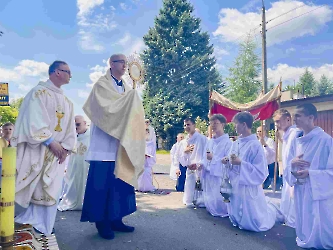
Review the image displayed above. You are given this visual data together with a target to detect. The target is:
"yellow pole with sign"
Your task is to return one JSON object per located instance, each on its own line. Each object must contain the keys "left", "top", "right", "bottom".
{"left": 0, "top": 146, "right": 16, "bottom": 248}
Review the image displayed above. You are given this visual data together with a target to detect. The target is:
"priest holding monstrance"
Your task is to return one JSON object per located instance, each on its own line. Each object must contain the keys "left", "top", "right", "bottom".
{"left": 81, "top": 53, "right": 146, "bottom": 240}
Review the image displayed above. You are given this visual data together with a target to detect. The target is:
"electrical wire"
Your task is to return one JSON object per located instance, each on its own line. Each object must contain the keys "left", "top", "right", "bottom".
{"left": 267, "top": 5, "right": 328, "bottom": 31}
{"left": 266, "top": 4, "right": 307, "bottom": 24}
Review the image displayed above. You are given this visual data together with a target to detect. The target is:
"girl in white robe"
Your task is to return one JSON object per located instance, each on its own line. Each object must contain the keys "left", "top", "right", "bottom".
{"left": 137, "top": 129, "right": 156, "bottom": 192}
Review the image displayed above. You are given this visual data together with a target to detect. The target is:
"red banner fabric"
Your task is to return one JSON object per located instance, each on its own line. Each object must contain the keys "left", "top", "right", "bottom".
{"left": 210, "top": 100, "right": 280, "bottom": 123}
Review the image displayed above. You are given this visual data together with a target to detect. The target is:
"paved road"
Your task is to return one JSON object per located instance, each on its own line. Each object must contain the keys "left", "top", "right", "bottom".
{"left": 54, "top": 157, "right": 301, "bottom": 250}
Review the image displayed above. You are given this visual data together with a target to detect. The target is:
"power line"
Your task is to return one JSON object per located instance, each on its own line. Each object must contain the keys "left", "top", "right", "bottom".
{"left": 267, "top": 5, "right": 328, "bottom": 31}
{"left": 266, "top": 4, "right": 307, "bottom": 24}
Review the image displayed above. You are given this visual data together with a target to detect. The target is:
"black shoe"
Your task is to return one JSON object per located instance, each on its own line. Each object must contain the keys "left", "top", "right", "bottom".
{"left": 96, "top": 222, "right": 115, "bottom": 240}
{"left": 110, "top": 220, "right": 135, "bottom": 233}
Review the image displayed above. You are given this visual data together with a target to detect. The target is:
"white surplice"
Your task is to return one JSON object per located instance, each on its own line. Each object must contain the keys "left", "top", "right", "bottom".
{"left": 285, "top": 127, "right": 333, "bottom": 249}
{"left": 280, "top": 125, "right": 300, "bottom": 228}
{"left": 204, "top": 133, "right": 232, "bottom": 217}
{"left": 137, "top": 139, "right": 156, "bottom": 192}
{"left": 178, "top": 132, "right": 207, "bottom": 206}
{"left": 58, "top": 129, "right": 90, "bottom": 211}
{"left": 227, "top": 134, "right": 280, "bottom": 232}
{"left": 170, "top": 142, "right": 181, "bottom": 180}
{"left": 12, "top": 79, "right": 76, "bottom": 235}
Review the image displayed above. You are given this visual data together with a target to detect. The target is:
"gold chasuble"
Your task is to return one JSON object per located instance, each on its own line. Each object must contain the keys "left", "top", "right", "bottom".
{"left": 11, "top": 80, "right": 76, "bottom": 207}
{"left": 83, "top": 69, "right": 145, "bottom": 188}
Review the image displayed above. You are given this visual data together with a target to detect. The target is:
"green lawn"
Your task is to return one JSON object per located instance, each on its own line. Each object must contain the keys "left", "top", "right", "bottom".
{"left": 156, "top": 149, "right": 170, "bottom": 155}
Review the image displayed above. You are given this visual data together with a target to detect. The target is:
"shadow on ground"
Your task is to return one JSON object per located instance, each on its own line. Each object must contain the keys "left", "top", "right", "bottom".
{"left": 55, "top": 172, "right": 301, "bottom": 250}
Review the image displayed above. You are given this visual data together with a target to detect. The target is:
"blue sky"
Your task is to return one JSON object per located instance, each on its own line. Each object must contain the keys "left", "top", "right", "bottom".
{"left": 0, "top": 0, "right": 332, "bottom": 118}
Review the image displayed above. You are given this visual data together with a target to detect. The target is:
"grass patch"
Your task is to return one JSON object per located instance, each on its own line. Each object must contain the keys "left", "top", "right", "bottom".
{"left": 156, "top": 149, "right": 170, "bottom": 155}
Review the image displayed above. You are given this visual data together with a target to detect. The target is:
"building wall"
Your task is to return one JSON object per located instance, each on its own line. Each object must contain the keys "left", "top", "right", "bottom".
{"left": 316, "top": 110, "right": 333, "bottom": 137}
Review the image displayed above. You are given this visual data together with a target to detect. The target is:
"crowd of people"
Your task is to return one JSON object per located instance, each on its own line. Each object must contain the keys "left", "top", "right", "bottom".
{"left": 1, "top": 53, "right": 331, "bottom": 249}
{"left": 169, "top": 106, "right": 333, "bottom": 249}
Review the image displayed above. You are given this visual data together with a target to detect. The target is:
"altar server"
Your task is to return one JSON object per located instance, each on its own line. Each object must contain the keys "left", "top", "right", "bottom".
{"left": 177, "top": 117, "right": 207, "bottom": 206}
{"left": 137, "top": 128, "right": 156, "bottom": 192}
{"left": 273, "top": 109, "right": 300, "bottom": 228}
{"left": 204, "top": 114, "right": 232, "bottom": 217}
{"left": 286, "top": 103, "right": 333, "bottom": 249}
{"left": 58, "top": 115, "right": 90, "bottom": 211}
{"left": 222, "top": 112, "right": 281, "bottom": 232}
{"left": 170, "top": 133, "right": 184, "bottom": 181}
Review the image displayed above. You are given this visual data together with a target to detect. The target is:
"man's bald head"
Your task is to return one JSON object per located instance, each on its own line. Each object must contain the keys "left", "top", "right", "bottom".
{"left": 109, "top": 54, "right": 127, "bottom": 79}
{"left": 75, "top": 115, "right": 87, "bottom": 134}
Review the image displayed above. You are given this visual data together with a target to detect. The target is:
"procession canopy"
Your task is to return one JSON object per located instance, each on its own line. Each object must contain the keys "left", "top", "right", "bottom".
{"left": 210, "top": 85, "right": 281, "bottom": 123}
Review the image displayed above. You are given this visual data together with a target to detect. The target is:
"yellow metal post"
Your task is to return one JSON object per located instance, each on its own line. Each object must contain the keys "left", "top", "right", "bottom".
{"left": 0, "top": 147, "right": 17, "bottom": 249}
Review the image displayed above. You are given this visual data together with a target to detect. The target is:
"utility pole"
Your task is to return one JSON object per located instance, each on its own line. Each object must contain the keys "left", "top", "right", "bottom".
{"left": 261, "top": 0, "right": 268, "bottom": 94}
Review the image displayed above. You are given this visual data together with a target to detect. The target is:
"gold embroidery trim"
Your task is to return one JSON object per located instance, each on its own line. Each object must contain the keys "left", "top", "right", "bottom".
{"left": 54, "top": 110, "right": 64, "bottom": 132}
{"left": 77, "top": 143, "right": 87, "bottom": 155}
{"left": 34, "top": 89, "right": 51, "bottom": 98}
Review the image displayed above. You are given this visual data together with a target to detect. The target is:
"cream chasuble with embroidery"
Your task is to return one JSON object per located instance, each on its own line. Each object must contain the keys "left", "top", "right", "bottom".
{"left": 12, "top": 80, "right": 76, "bottom": 208}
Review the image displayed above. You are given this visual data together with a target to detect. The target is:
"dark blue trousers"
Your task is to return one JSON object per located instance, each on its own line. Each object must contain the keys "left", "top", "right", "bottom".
{"left": 81, "top": 161, "right": 136, "bottom": 222}
{"left": 176, "top": 164, "right": 187, "bottom": 192}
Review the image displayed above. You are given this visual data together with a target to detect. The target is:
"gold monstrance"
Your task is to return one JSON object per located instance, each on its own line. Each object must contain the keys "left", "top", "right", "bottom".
{"left": 126, "top": 53, "right": 145, "bottom": 89}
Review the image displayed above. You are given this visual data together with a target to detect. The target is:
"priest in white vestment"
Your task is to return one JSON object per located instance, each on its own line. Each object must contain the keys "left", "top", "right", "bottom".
{"left": 273, "top": 109, "right": 300, "bottom": 228}
{"left": 81, "top": 54, "right": 145, "bottom": 240}
{"left": 137, "top": 128, "right": 156, "bottom": 192}
{"left": 204, "top": 114, "right": 232, "bottom": 217}
{"left": 12, "top": 61, "right": 76, "bottom": 235}
{"left": 177, "top": 118, "right": 207, "bottom": 206}
{"left": 222, "top": 112, "right": 281, "bottom": 232}
{"left": 169, "top": 133, "right": 184, "bottom": 181}
{"left": 286, "top": 103, "right": 333, "bottom": 249}
{"left": 58, "top": 115, "right": 90, "bottom": 211}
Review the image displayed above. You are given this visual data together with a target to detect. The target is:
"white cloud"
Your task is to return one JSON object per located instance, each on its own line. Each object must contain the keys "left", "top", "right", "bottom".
{"left": 115, "top": 33, "right": 146, "bottom": 55}
{"left": 0, "top": 60, "right": 48, "bottom": 83}
{"left": 0, "top": 68, "right": 21, "bottom": 82}
{"left": 214, "top": 46, "right": 229, "bottom": 58}
{"left": 240, "top": 0, "right": 261, "bottom": 12}
{"left": 86, "top": 61, "right": 109, "bottom": 88}
{"left": 117, "top": 33, "right": 131, "bottom": 45}
{"left": 267, "top": 63, "right": 333, "bottom": 86}
{"left": 76, "top": 0, "right": 117, "bottom": 52}
{"left": 18, "top": 84, "right": 33, "bottom": 91}
{"left": 14, "top": 60, "right": 49, "bottom": 78}
{"left": 77, "top": 0, "right": 104, "bottom": 17}
{"left": 213, "top": 1, "right": 333, "bottom": 46}
{"left": 78, "top": 89, "right": 90, "bottom": 98}
{"left": 119, "top": 3, "right": 128, "bottom": 10}
{"left": 78, "top": 30, "right": 105, "bottom": 52}
{"left": 286, "top": 47, "right": 296, "bottom": 54}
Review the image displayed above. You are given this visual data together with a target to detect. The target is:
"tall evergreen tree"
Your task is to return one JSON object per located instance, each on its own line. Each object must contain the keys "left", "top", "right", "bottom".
{"left": 225, "top": 35, "right": 262, "bottom": 103}
{"left": 296, "top": 68, "right": 316, "bottom": 97}
{"left": 142, "top": 0, "right": 223, "bottom": 141}
{"left": 314, "top": 74, "right": 333, "bottom": 96}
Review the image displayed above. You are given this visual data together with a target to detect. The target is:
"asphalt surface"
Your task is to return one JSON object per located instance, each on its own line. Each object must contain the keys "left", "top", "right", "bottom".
{"left": 54, "top": 156, "right": 301, "bottom": 250}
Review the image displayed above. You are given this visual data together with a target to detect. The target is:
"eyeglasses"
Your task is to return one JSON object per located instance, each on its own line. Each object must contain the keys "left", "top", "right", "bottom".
{"left": 75, "top": 123, "right": 81, "bottom": 126}
{"left": 112, "top": 60, "right": 128, "bottom": 65}
{"left": 57, "top": 69, "right": 71, "bottom": 76}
